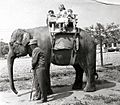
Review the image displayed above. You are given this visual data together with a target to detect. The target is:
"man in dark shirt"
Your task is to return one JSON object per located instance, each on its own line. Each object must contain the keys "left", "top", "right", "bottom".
{"left": 29, "top": 39, "right": 47, "bottom": 103}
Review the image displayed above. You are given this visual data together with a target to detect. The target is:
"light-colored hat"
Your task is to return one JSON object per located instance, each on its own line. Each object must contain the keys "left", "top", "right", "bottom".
{"left": 28, "top": 39, "right": 37, "bottom": 45}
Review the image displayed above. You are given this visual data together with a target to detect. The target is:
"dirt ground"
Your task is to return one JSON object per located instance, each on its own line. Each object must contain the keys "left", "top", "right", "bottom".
{"left": 1, "top": 52, "right": 120, "bottom": 105}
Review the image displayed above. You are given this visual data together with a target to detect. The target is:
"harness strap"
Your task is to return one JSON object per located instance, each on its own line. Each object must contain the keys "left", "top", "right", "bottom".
{"left": 69, "top": 28, "right": 81, "bottom": 65}
{"left": 69, "top": 29, "right": 78, "bottom": 65}
{"left": 69, "top": 49, "right": 77, "bottom": 65}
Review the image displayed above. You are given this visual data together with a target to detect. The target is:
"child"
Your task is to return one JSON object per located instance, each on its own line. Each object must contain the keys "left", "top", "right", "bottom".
{"left": 57, "top": 4, "right": 67, "bottom": 18}
{"left": 67, "top": 9, "right": 75, "bottom": 21}
{"left": 67, "top": 9, "right": 77, "bottom": 31}
{"left": 56, "top": 4, "right": 67, "bottom": 31}
{"left": 46, "top": 10, "right": 56, "bottom": 26}
{"left": 46, "top": 10, "right": 56, "bottom": 31}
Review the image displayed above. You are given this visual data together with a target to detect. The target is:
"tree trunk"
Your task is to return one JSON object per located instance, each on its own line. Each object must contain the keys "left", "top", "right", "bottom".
{"left": 100, "top": 37, "right": 103, "bottom": 66}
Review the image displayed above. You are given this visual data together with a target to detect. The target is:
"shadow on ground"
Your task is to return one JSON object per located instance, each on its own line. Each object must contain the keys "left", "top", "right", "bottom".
{"left": 47, "top": 79, "right": 116, "bottom": 102}
{"left": 95, "top": 79, "right": 116, "bottom": 91}
{"left": 97, "top": 64, "right": 120, "bottom": 72}
{"left": 45, "top": 85, "right": 73, "bottom": 101}
{"left": 49, "top": 91, "right": 73, "bottom": 101}
{"left": 52, "top": 85, "right": 72, "bottom": 93}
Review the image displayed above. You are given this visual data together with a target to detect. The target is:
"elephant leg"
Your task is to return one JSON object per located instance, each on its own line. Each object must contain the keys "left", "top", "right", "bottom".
{"left": 46, "top": 62, "right": 53, "bottom": 95}
{"left": 35, "top": 68, "right": 47, "bottom": 102}
{"left": 72, "top": 64, "right": 84, "bottom": 90}
{"left": 83, "top": 57, "right": 96, "bottom": 92}
{"left": 33, "top": 70, "right": 41, "bottom": 100}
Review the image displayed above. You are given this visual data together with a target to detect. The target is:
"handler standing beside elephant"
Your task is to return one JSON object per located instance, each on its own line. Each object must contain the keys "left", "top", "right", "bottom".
{"left": 29, "top": 39, "right": 48, "bottom": 103}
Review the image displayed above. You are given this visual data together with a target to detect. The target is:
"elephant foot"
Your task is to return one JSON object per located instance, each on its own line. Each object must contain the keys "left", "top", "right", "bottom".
{"left": 47, "top": 89, "right": 53, "bottom": 95}
{"left": 41, "top": 99, "right": 47, "bottom": 103}
{"left": 72, "top": 83, "right": 82, "bottom": 90}
{"left": 37, "top": 99, "right": 47, "bottom": 103}
{"left": 83, "top": 83, "right": 96, "bottom": 92}
{"left": 33, "top": 93, "right": 47, "bottom": 103}
{"left": 33, "top": 98, "right": 47, "bottom": 103}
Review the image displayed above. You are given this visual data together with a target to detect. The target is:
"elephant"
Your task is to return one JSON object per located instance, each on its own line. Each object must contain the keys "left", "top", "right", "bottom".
{"left": 7, "top": 26, "right": 97, "bottom": 97}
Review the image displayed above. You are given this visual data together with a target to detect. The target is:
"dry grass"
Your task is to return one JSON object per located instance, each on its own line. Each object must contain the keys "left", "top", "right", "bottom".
{"left": 83, "top": 94, "right": 120, "bottom": 105}
{"left": 1, "top": 52, "right": 120, "bottom": 104}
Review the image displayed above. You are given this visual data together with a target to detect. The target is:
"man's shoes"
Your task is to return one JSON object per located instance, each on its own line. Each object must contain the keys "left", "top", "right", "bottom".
{"left": 33, "top": 91, "right": 41, "bottom": 100}
{"left": 33, "top": 95, "right": 41, "bottom": 101}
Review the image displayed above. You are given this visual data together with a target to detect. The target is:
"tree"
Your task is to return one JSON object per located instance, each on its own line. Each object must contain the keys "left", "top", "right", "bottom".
{"left": 2, "top": 45, "right": 9, "bottom": 55}
{"left": 85, "top": 22, "right": 120, "bottom": 66}
{"left": 0, "top": 41, "right": 9, "bottom": 57}
{"left": 105, "top": 23, "right": 120, "bottom": 46}
{"left": 95, "top": 23, "right": 105, "bottom": 66}
{"left": 85, "top": 23, "right": 105, "bottom": 66}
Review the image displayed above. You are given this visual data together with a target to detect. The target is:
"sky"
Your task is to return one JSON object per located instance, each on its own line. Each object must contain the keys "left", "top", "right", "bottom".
{"left": 0, "top": 0, "right": 120, "bottom": 42}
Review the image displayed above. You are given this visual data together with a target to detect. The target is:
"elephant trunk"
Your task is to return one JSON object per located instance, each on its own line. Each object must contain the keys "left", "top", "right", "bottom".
{"left": 7, "top": 49, "right": 18, "bottom": 94}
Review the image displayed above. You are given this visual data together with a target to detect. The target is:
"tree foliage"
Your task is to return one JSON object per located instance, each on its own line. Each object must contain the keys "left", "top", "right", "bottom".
{"left": 2, "top": 45, "right": 9, "bottom": 55}
{"left": 0, "top": 41, "right": 9, "bottom": 57}
{"left": 85, "top": 22, "right": 120, "bottom": 45}
{"left": 85, "top": 22, "right": 120, "bottom": 66}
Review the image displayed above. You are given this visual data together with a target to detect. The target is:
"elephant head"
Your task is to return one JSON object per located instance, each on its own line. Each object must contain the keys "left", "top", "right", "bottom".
{"left": 7, "top": 27, "right": 52, "bottom": 95}
{"left": 7, "top": 29, "right": 32, "bottom": 94}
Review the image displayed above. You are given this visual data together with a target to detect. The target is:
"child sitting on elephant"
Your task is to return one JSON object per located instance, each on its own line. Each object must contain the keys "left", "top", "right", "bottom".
{"left": 67, "top": 9, "right": 77, "bottom": 30}
{"left": 56, "top": 4, "right": 68, "bottom": 31}
{"left": 67, "top": 9, "right": 75, "bottom": 20}
{"left": 46, "top": 10, "right": 56, "bottom": 32}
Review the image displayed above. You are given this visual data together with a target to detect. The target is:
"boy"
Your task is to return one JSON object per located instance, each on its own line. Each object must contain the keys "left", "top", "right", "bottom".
{"left": 56, "top": 4, "right": 67, "bottom": 31}
{"left": 46, "top": 10, "right": 56, "bottom": 30}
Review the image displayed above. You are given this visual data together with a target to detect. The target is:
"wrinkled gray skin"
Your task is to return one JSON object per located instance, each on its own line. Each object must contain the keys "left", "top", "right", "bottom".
{"left": 7, "top": 26, "right": 97, "bottom": 95}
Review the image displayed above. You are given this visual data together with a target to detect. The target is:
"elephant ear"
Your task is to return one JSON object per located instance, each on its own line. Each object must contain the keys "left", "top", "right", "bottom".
{"left": 10, "top": 29, "right": 23, "bottom": 43}
{"left": 22, "top": 32, "right": 31, "bottom": 46}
